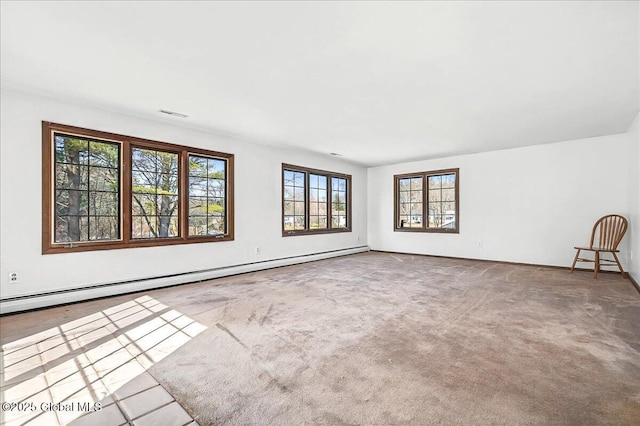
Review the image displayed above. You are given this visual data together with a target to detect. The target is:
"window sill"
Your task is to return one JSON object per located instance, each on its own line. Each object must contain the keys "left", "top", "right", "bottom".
{"left": 42, "top": 234, "right": 234, "bottom": 254}
{"left": 282, "top": 228, "right": 352, "bottom": 237}
{"left": 393, "top": 228, "right": 459, "bottom": 234}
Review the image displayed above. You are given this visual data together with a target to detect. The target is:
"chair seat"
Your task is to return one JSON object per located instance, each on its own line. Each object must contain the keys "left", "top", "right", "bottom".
{"left": 573, "top": 246, "right": 619, "bottom": 252}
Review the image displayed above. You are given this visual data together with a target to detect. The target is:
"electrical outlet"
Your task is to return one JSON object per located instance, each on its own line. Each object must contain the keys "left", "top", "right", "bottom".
{"left": 8, "top": 272, "right": 19, "bottom": 283}
{"left": 255, "top": 247, "right": 261, "bottom": 255}
{"left": 477, "top": 241, "right": 483, "bottom": 248}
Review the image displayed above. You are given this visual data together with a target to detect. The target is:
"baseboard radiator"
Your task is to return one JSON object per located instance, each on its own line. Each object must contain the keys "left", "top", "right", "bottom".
{"left": 0, "top": 246, "right": 370, "bottom": 315}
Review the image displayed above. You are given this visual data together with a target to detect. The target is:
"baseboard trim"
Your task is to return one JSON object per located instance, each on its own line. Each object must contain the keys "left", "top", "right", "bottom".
{"left": 0, "top": 246, "right": 370, "bottom": 315}
{"left": 371, "top": 249, "right": 636, "bottom": 279}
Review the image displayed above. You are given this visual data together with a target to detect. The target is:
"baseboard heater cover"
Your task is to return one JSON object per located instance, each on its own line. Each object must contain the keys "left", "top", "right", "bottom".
{"left": 0, "top": 246, "right": 370, "bottom": 315}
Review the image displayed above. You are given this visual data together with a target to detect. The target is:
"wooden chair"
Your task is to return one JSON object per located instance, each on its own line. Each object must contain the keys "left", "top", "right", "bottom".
{"left": 570, "top": 214, "right": 628, "bottom": 279}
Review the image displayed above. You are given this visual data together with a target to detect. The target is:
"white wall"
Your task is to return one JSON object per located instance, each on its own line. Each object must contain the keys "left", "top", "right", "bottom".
{"left": 628, "top": 113, "right": 640, "bottom": 283}
{"left": 368, "top": 135, "right": 630, "bottom": 268}
{"left": 0, "top": 89, "right": 367, "bottom": 301}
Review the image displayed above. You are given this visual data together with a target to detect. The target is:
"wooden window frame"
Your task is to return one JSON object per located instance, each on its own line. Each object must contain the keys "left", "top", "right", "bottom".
{"left": 394, "top": 168, "right": 459, "bottom": 234}
{"left": 282, "top": 164, "right": 352, "bottom": 237}
{"left": 42, "top": 122, "right": 234, "bottom": 254}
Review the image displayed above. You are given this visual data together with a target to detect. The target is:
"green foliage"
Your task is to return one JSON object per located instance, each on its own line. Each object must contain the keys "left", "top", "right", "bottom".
{"left": 132, "top": 185, "right": 177, "bottom": 196}
{"left": 207, "top": 204, "right": 224, "bottom": 213}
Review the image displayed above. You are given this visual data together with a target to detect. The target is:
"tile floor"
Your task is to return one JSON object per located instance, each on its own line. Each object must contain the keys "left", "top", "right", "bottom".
{"left": 1, "top": 295, "right": 205, "bottom": 425}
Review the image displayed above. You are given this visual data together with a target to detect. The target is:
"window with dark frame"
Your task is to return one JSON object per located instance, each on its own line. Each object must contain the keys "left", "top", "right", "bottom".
{"left": 188, "top": 154, "right": 228, "bottom": 237}
{"left": 394, "top": 168, "right": 459, "bottom": 233}
{"left": 282, "top": 164, "right": 351, "bottom": 236}
{"left": 131, "top": 147, "right": 179, "bottom": 239}
{"left": 43, "top": 122, "right": 234, "bottom": 254}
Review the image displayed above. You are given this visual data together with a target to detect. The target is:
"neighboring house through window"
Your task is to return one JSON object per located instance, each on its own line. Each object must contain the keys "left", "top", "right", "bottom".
{"left": 394, "top": 168, "right": 459, "bottom": 233}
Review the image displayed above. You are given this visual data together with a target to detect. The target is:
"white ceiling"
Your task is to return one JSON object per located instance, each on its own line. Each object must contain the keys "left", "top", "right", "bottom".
{"left": 1, "top": 1, "right": 638, "bottom": 166}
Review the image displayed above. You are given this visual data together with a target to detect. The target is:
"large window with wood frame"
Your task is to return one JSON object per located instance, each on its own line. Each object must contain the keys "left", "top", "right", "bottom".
{"left": 282, "top": 164, "right": 351, "bottom": 236}
{"left": 43, "top": 122, "right": 234, "bottom": 254}
{"left": 394, "top": 168, "right": 459, "bottom": 233}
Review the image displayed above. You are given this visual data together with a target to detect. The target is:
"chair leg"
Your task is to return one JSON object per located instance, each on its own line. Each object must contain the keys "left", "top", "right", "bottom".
{"left": 611, "top": 252, "right": 626, "bottom": 279}
{"left": 594, "top": 251, "right": 600, "bottom": 279}
{"left": 570, "top": 249, "right": 581, "bottom": 272}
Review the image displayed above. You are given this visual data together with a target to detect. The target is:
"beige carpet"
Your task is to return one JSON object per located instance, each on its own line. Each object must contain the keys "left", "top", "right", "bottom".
{"left": 2, "top": 252, "right": 640, "bottom": 425}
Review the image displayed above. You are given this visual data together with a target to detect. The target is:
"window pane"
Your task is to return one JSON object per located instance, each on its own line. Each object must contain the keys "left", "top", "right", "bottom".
{"left": 441, "top": 173, "right": 456, "bottom": 188}
{"left": 310, "top": 216, "right": 319, "bottom": 228}
{"left": 208, "top": 179, "right": 225, "bottom": 198}
{"left": 55, "top": 190, "right": 89, "bottom": 217}
{"left": 188, "top": 196, "right": 207, "bottom": 217}
{"left": 188, "top": 154, "right": 227, "bottom": 237}
{"left": 90, "top": 216, "right": 118, "bottom": 241}
{"left": 284, "top": 170, "right": 295, "bottom": 185}
{"left": 89, "top": 167, "right": 118, "bottom": 191}
{"left": 207, "top": 216, "right": 225, "bottom": 235}
{"left": 132, "top": 193, "right": 157, "bottom": 216}
{"left": 310, "top": 201, "right": 319, "bottom": 215}
{"left": 189, "top": 216, "right": 207, "bottom": 236}
{"left": 132, "top": 215, "right": 157, "bottom": 239}
{"left": 318, "top": 176, "right": 327, "bottom": 190}
{"left": 411, "top": 177, "right": 423, "bottom": 190}
{"left": 54, "top": 136, "right": 121, "bottom": 244}
{"left": 131, "top": 148, "right": 155, "bottom": 172}
{"left": 313, "top": 215, "right": 328, "bottom": 229}
{"left": 428, "top": 175, "right": 441, "bottom": 189}
{"left": 55, "top": 136, "right": 88, "bottom": 165}
{"left": 56, "top": 164, "right": 88, "bottom": 190}
{"left": 283, "top": 186, "right": 295, "bottom": 201}
{"left": 189, "top": 156, "right": 208, "bottom": 177}
{"left": 284, "top": 215, "right": 295, "bottom": 230}
{"left": 443, "top": 202, "right": 456, "bottom": 213}
{"left": 442, "top": 188, "right": 455, "bottom": 202}
{"left": 294, "top": 215, "right": 305, "bottom": 230}
{"left": 284, "top": 201, "right": 295, "bottom": 216}
{"left": 90, "top": 142, "right": 119, "bottom": 167}
{"left": 90, "top": 192, "right": 118, "bottom": 217}
{"left": 131, "top": 148, "right": 179, "bottom": 239}
{"left": 157, "top": 216, "right": 178, "bottom": 237}
{"left": 208, "top": 158, "right": 226, "bottom": 178}
{"left": 190, "top": 178, "right": 207, "bottom": 197}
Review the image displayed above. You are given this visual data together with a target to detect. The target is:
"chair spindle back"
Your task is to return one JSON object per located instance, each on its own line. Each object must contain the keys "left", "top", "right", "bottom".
{"left": 589, "top": 214, "right": 628, "bottom": 251}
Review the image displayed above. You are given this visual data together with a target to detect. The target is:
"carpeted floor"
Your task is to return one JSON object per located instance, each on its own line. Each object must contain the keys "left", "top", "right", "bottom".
{"left": 2, "top": 251, "right": 640, "bottom": 425}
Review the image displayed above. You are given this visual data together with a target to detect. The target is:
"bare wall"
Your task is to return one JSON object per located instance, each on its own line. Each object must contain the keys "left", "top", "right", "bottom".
{"left": 367, "top": 135, "right": 630, "bottom": 268}
{"left": 628, "top": 113, "right": 640, "bottom": 282}
{"left": 0, "top": 89, "right": 368, "bottom": 300}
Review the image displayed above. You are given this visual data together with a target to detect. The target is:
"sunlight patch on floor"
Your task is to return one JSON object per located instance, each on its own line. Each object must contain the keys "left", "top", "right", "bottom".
{"left": 1, "top": 296, "right": 205, "bottom": 425}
